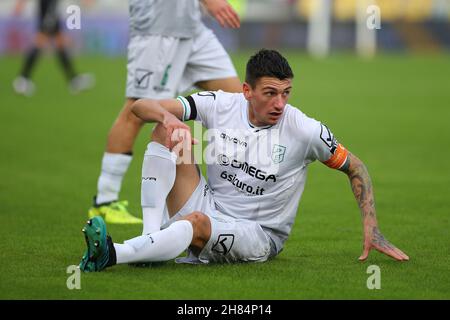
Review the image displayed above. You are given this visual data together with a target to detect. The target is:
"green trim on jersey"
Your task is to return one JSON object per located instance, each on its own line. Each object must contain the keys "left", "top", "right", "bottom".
{"left": 177, "top": 96, "right": 190, "bottom": 121}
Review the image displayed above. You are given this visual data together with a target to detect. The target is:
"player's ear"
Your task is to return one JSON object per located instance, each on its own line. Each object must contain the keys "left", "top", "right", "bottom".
{"left": 243, "top": 82, "right": 252, "bottom": 100}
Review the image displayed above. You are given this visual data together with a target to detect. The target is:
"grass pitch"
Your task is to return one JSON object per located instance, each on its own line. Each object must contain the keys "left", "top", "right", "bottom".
{"left": 0, "top": 52, "right": 449, "bottom": 299}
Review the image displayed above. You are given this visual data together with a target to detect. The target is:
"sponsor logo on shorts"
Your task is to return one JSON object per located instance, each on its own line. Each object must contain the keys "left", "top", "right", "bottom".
{"left": 212, "top": 234, "right": 234, "bottom": 255}
{"left": 151, "top": 65, "right": 172, "bottom": 93}
{"left": 142, "top": 177, "right": 157, "bottom": 181}
{"left": 135, "top": 68, "right": 153, "bottom": 89}
{"left": 160, "top": 64, "right": 171, "bottom": 86}
{"left": 153, "top": 85, "right": 170, "bottom": 93}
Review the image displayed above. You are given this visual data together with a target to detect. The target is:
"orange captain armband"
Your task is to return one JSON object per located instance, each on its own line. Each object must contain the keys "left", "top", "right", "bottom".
{"left": 323, "top": 143, "right": 349, "bottom": 169}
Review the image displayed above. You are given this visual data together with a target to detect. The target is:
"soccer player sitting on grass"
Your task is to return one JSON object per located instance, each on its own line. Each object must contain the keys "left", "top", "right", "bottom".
{"left": 79, "top": 49, "right": 409, "bottom": 272}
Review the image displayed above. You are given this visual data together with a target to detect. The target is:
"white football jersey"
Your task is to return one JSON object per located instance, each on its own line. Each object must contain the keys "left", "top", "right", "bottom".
{"left": 177, "top": 91, "right": 348, "bottom": 252}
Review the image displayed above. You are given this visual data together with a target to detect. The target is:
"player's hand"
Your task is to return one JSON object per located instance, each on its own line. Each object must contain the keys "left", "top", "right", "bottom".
{"left": 170, "top": 128, "right": 199, "bottom": 164}
{"left": 162, "top": 113, "right": 198, "bottom": 150}
{"left": 359, "top": 226, "right": 409, "bottom": 262}
{"left": 202, "top": 0, "right": 240, "bottom": 29}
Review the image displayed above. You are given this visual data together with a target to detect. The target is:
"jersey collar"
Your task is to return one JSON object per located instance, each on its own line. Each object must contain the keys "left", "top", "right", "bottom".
{"left": 243, "top": 98, "right": 274, "bottom": 132}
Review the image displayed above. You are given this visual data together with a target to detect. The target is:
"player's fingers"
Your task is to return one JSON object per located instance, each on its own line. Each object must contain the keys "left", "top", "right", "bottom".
{"left": 393, "top": 247, "right": 409, "bottom": 261}
{"left": 171, "top": 140, "right": 183, "bottom": 158}
{"left": 186, "top": 130, "right": 192, "bottom": 152}
{"left": 220, "top": 9, "right": 238, "bottom": 28}
{"left": 171, "top": 128, "right": 182, "bottom": 150}
{"left": 224, "top": 6, "right": 240, "bottom": 28}
{"left": 181, "top": 129, "right": 192, "bottom": 153}
{"left": 388, "top": 249, "right": 405, "bottom": 261}
{"left": 214, "top": 12, "right": 226, "bottom": 27}
{"left": 192, "top": 137, "right": 199, "bottom": 145}
{"left": 358, "top": 246, "right": 370, "bottom": 261}
{"left": 175, "top": 128, "right": 185, "bottom": 141}
{"left": 181, "top": 122, "right": 191, "bottom": 131}
{"left": 172, "top": 128, "right": 192, "bottom": 154}
{"left": 371, "top": 238, "right": 405, "bottom": 261}
{"left": 166, "top": 127, "right": 174, "bottom": 149}
{"left": 170, "top": 128, "right": 178, "bottom": 143}
{"left": 375, "top": 246, "right": 403, "bottom": 261}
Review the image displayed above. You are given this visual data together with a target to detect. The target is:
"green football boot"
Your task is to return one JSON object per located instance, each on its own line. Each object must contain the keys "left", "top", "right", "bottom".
{"left": 79, "top": 216, "right": 116, "bottom": 272}
{"left": 88, "top": 198, "right": 142, "bottom": 224}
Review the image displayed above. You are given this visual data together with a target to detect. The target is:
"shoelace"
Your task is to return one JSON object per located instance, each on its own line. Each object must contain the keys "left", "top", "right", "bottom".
{"left": 110, "top": 201, "right": 127, "bottom": 211}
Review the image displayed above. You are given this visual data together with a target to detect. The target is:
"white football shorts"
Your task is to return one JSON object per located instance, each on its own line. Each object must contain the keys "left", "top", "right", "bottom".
{"left": 162, "top": 175, "right": 273, "bottom": 264}
{"left": 126, "top": 27, "right": 237, "bottom": 99}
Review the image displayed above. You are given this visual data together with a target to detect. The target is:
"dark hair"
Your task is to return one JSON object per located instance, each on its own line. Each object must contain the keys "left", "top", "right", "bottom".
{"left": 245, "top": 49, "right": 294, "bottom": 88}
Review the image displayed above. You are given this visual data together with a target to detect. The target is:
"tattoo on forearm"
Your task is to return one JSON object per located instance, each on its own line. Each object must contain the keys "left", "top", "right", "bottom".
{"left": 342, "top": 154, "right": 376, "bottom": 219}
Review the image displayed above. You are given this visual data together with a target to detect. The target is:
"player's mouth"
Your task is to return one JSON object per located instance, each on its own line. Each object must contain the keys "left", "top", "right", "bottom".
{"left": 269, "top": 111, "right": 282, "bottom": 118}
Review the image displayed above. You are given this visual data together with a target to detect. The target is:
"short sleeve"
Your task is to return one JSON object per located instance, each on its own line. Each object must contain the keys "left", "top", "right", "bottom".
{"left": 177, "top": 91, "right": 218, "bottom": 128}
{"left": 307, "top": 121, "right": 349, "bottom": 169}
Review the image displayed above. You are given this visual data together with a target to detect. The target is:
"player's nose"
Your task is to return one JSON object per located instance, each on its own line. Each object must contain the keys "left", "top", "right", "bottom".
{"left": 274, "top": 95, "right": 285, "bottom": 110}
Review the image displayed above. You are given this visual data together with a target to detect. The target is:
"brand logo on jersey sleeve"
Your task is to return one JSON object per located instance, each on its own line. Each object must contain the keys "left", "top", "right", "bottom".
{"left": 320, "top": 124, "right": 338, "bottom": 154}
{"left": 272, "top": 144, "right": 286, "bottom": 164}
{"left": 196, "top": 91, "right": 216, "bottom": 100}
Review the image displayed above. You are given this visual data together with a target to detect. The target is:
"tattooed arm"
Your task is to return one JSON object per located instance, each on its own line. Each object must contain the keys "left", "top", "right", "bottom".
{"left": 338, "top": 152, "right": 409, "bottom": 261}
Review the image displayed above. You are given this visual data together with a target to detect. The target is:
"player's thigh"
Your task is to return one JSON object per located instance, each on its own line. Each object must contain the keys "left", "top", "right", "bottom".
{"left": 106, "top": 98, "right": 143, "bottom": 153}
{"left": 166, "top": 161, "right": 201, "bottom": 216}
{"left": 196, "top": 77, "right": 242, "bottom": 93}
{"left": 199, "top": 215, "right": 272, "bottom": 264}
{"left": 126, "top": 35, "right": 192, "bottom": 100}
{"left": 114, "top": 98, "right": 139, "bottom": 123}
{"left": 150, "top": 124, "right": 200, "bottom": 216}
{"left": 178, "top": 28, "right": 239, "bottom": 93}
{"left": 54, "top": 32, "right": 68, "bottom": 49}
{"left": 35, "top": 32, "right": 50, "bottom": 47}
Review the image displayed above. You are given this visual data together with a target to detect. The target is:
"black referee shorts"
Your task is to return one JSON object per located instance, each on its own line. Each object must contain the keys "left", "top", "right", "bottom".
{"left": 38, "top": 0, "right": 61, "bottom": 35}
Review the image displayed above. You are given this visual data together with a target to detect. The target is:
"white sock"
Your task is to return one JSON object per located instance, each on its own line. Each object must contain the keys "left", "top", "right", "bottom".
{"left": 141, "top": 142, "right": 177, "bottom": 235}
{"left": 114, "top": 220, "right": 193, "bottom": 264}
{"left": 96, "top": 152, "right": 132, "bottom": 205}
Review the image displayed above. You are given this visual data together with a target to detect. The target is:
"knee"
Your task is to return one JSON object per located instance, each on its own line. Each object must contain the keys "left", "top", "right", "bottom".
{"left": 183, "top": 211, "right": 211, "bottom": 249}
{"left": 150, "top": 123, "right": 167, "bottom": 145}
{"left": 54, "top": 34, "right": 66, "bottom": 49}
{"left": 35, "top": 33, "right": 48, "bottom": 47}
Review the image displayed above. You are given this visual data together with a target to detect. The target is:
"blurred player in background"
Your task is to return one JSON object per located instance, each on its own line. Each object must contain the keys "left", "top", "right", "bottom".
{"left": 88, "top": 0, "right": 242, "bottom": 224}
{"left": 12, "top": 0, "right": 94, "bottom": 96}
